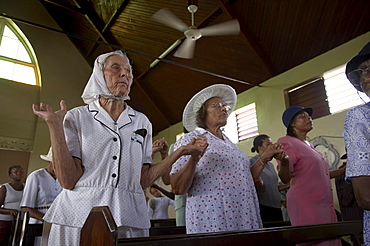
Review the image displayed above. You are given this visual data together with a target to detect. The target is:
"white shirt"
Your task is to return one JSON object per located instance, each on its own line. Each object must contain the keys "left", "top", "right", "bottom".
{"left": 20, "top": 168, "right": 62, "bottom": 224}
{"left": 149, "top": 196, "right": 174, "bottom": 220}
{"left": 0, "top": 183, "right": 23, "bottom": 221}
{"left": 43, "top": 100, "right": 153, "bottom": 229}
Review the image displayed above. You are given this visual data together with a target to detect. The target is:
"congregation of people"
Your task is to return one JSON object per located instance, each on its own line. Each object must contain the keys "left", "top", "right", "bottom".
{"left": 0, "top": 41, "right": 369, "bottom": 246}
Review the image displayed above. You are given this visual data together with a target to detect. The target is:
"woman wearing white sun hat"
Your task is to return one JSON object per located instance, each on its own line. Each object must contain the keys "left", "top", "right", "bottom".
{"left": 170, "top": 84, "right": 287, "bottom": 234}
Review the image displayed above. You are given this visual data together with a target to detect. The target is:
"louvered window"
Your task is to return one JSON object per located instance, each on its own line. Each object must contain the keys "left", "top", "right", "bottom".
{"left": 224, "top": 103, "right": 258, "bottom": 143}
{"left": 288, "top": 78, "right": 330, "bottom": 119}
{"left": 235, "top": 103, "right": 258, "bottom": 142}
{"left": 324, "top": 65, "right": 369, "bottom": 114}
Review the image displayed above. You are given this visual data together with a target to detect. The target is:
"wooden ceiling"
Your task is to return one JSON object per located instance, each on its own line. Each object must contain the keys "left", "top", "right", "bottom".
{"left": 39, "top": 0, "right": 370, "bottom": 135}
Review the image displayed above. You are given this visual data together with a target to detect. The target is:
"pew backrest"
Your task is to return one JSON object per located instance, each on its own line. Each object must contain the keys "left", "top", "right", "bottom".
{"left": 118, "top": 220, "right": 363, "bottom": 246}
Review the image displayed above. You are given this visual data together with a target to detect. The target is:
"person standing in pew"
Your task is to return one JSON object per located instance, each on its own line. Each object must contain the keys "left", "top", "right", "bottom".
{"left": 32, "top": 50, "right": 208, "bottom": 245}
{"left": 343, "top": 41, "right": 370, "bottom": 246}
{"left": 277, "top": 106, "right": 344, "bottom": 246}
{"left": 0, "top": 165, "right": 24, "bottom": 245}
{"left": 149, "top": 184, "right": 174, "bottom": 220}
{"left": 250, "top": 134, "right": 284, "bottom": 222}
{"left": 170, "top": 84, "right": 286, "bottom": 234}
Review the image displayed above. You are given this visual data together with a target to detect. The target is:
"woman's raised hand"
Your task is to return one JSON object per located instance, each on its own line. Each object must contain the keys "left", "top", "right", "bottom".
{"left": 261, "top": 142, "right": 284, "bottom": 162}
{"left": 32, "top": 100, "right": 67, "bottom": 124}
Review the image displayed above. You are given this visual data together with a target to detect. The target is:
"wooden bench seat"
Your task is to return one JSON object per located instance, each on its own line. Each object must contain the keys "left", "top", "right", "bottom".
{"left": 79, "top": 207, "right": 363, "bottom": 246}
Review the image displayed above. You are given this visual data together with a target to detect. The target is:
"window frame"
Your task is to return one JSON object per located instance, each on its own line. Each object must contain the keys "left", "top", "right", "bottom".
{"left": 0, "top": 17, "right": 41, "bottom": 86}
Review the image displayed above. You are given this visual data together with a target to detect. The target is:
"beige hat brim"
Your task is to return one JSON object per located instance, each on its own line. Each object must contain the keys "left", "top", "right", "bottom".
{"left": 182, "top": 84, "right": 237, "bottom": 132}
{"left": 40, "top": 147, "right": 53, "bottom": 162}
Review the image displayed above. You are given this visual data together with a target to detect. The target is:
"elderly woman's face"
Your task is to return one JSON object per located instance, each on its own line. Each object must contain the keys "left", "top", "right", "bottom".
{"left": 358, "top": 59, "right": 370, "bottom": 97}
{"left": 103, "top": 55, "right": 133, "bottom": 97}
{"left": 205, "top": 97, "right": 230, "bottom": 128}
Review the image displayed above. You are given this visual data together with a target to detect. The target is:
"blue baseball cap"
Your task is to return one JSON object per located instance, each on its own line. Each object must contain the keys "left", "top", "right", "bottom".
{"left": 282, "top": 106, "right": 313, "bottom": 128}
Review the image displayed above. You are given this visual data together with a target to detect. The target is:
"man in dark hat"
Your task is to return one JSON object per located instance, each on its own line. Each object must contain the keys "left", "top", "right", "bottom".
{"left": 343, "top": 41, "right": 370, "bottom": 245}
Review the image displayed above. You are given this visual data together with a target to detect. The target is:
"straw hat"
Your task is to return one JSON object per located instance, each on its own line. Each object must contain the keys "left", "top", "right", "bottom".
{"left": 182, "top": 84, "right": 237, "bottom": 132}
{"left": 40, "top": 147, "right": 52, "bottom": 162}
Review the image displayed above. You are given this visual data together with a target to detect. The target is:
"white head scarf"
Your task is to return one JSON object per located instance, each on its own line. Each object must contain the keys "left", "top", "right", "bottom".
{"left": 81, "top": 50, "right": 131, "bottom": 104}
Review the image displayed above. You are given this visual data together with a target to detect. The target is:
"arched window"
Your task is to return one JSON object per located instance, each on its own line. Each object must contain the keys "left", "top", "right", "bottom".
{"left": 0, "top": 17, "right": 40, "bottom": 86}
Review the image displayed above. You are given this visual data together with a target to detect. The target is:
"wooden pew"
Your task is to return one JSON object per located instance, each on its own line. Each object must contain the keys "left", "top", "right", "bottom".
{"left": 119, "top": 221, "right": 363, "bottom": 246}
{"left": 80, "top": 206, "right": 118, "bottom": 246}
{"left": 149, "top": 221, "right": 291, "bottom": 237}
{"left": 150, "top": 219, "right": 176, "bottom": 228}
{"left": 81, "top": 206, "right": 363, "bottom": 246}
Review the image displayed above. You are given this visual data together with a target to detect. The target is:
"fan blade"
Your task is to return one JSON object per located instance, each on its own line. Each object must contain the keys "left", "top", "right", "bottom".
{"left": 199, "top": 19, "right": 240, "bottom": 36}
{"left": 174, "top": 38, "right": 196, "bottom": 59}
{"left": 151, "top": 8, "right": 189, "bottom": 32}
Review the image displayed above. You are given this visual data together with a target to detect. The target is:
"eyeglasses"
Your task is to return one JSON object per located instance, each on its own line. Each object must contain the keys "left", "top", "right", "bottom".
{"left": 211, "top": 102, "right": 231, "bottom": 112}
{"left": 348, "top": 67, "right": 370, "bottom": 86}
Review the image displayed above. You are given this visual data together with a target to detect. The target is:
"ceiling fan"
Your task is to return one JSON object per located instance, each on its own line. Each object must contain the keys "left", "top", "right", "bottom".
{"left": 150, "top": 0, "right": 240, "bottom": 66}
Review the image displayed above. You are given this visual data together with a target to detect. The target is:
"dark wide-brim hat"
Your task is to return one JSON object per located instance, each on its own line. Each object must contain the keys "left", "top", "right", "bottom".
{"left": 282, "top": 106, "right": 313, "bottom": 128}
{"left": 345, "top": 42, "right": 370, "bottom": 92}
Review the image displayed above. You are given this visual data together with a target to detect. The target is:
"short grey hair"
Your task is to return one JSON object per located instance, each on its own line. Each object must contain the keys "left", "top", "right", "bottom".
{"left": 101, "top": 50, "right": 129, "bottom": 71}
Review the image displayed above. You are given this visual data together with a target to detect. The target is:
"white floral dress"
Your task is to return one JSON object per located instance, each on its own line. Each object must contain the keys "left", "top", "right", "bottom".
{"left": 171, "top": 127, "right": 262, "bottom": 234}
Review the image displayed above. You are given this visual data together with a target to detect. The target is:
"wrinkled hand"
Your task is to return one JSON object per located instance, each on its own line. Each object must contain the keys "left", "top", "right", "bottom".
{"left": 261, "top": 142, "right": 284, "bottom": 162}
{"left": 183, "top": 136, "right": 208, "bottom": 161}
{"left": 152, "top": 138, "right": 169, "bottom": 156}
{"left": 32, "top": 100, "right": 67, "bottom": 124}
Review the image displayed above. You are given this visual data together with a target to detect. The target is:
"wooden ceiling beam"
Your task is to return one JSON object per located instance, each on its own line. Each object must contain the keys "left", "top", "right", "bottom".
{"left": 217, "top": 0, "right": 274, "bottom": 76}
{"left": 72, "top": 0, "right": 119, "bottom": 55}
{"left": 85, "top": 0, "right": 131, "bottom": 56}
{"left": 42, "top": 0, "right": 83, "bottom": 15}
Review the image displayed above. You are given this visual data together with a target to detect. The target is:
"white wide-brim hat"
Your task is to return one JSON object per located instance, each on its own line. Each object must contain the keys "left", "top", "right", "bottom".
{"left": 40, "top": 147, "right": 52, "bottom": 162}
{"left": 183, "top": 84, "right": 237, "bottom": 132}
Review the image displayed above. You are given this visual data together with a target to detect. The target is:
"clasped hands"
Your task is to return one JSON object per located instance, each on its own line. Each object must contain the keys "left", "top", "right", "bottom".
{"left": 261, "top": 142, "right": 288, "bottom": 162}
{"left": 184, "top": 136, "right": 208, "bottom": 161}
{"left": 152, "top": 138, "right": 169, "bottom": 157}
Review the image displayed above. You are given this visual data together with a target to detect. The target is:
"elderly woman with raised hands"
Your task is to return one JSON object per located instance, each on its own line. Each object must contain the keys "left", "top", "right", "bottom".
{"left": 344, "top": 41, "right": 370, "bottom": 245}
{"left": 277, "top": 106, "right": 343, "bottom": 246}
{"left": 32, "top": 50, "right": 207, "bottom": 245}
{"left": 170, "top": 84, "right": 285, "bottom": 234}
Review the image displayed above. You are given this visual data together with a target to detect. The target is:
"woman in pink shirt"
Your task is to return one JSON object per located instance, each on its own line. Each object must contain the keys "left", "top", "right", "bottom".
{"left": 278, "top": 106, "right": 343, "bottom": 246}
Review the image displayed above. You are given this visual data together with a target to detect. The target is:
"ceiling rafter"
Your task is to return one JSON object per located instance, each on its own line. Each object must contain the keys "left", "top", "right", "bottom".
{"left": 217, "top": 0, "right": 274, "bottom": 76}
{"left": 86, "top": 0, "right": 131, "bottom": 56}
{"left": 43, "top": 0, "right": 82, "bottom": 14}
{"left": 72, "top": 0, "right": 119, "bottom": 56}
